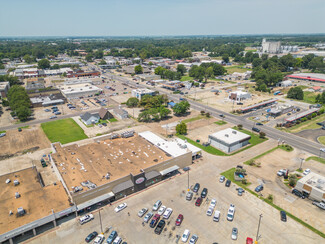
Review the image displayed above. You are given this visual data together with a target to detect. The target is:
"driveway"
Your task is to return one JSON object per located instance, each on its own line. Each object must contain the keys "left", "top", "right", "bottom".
{"left": 295, "top": 128, "right": 325, "bottom": 144}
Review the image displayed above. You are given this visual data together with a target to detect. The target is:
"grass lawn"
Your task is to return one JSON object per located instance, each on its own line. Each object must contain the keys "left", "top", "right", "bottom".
{"left": 109, "top": 118, "right": 118, "bottom": 122}
{"left": 280, "top": 114, "right": 325, "bottom": 133}
{"left": 318, "top": 136, "right": 325, "bottom": 145}
{"left": 18, "top": 125, "right": 30, "bottom": 129}
{"left": 306, "top": 156, "right": 325, "bottom": 164}
{"left": 41, "top": 118, "right": 88, "bottom": 144}
{"left": 0, "top": 130, "right": 6, "bottom": 134}
{"left": 180, "top": 76, "right": 193, "bottom": 81}
{"left": 221, "top": 168, "right": 252, "bottom": 188}
{"left": 225, "top": 66, "right": 252, "bottom": 74}
{"left": 182, "top": 115, "right": 207, "bottom": 124}
{"left": 215, "top": 120, "right": 227, "bottom": 125}
{"left": 303, "top": 91, "right": 318, "bottom": 104}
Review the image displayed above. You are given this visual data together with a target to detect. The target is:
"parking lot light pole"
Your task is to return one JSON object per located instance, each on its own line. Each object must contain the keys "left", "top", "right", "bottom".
{"left": 299, "top": 158, "right": 304, "bottom": 171}
{"left": 256, "top": 214, "right": 263, "bottom": 242}
{"left": 99, "top": 209, "right": 103, "bottom": 234}
{"left": 187, "top": 170, "right": 190, "bottom": 191}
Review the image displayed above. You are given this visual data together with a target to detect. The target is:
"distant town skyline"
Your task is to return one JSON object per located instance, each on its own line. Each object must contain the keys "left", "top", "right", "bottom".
{"left": 0, "top": 0, "right": 324, "bottom": 37}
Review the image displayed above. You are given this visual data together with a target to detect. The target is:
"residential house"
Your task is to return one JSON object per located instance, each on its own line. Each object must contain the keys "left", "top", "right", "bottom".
{"left": 80, "top": 112, "right": 100, "bottom": 125}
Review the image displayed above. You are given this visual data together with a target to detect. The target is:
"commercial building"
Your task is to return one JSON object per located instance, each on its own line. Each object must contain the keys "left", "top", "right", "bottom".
{"left": 208, "top": 128, "right": 251, "bottom": 153}
{"left": 131, "top": 88, "right": 156, "bottom": 99}
{"left": 25, "top": 78, "right": 45, "bottom": 91}
{"left": 240, "top": 98, "right": 278, "bottom": 113}
{"left": 276, "top": 80, "right": 293, "bottom": 87}
{"left": 0, "top": 167, "right": 72, "bottom": 244}
{"left": 285, "top": 108, "right": 319, "bottom": 124}
{"left": 267, "top": 105, "right": 294, "bottom": 117}
{"left": 0, "top": 81, "right": 10, "bottom": 98}
{"left": 228, "top": 91, "right": 251, "bottom": 101}
{"left": 261, "top": 38, "right": 281, "bottom": 54}
{"left": 136, "top": 74, "right": 161, "bottom": 82}
{"left": 57, "top": 83, "right": 103, "bottom": 99}
{"left": 113, "top": 107, "right": 129, "bottom": 119}
{"left": 286, "top": 73, "right": 325, "bottom": 83}
{"left": 295, "top": 172, "right": 325, "bottom": 202}
{"left": 30, "top": 96, "right": 65, "bottom": 107}
{"left": 66, "top": 70, "right": 100, "bottom": 78}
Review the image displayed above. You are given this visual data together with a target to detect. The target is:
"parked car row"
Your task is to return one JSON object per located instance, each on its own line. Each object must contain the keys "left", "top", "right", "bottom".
{"left": 86, "top": 230, "right": 126, "bottom": 244}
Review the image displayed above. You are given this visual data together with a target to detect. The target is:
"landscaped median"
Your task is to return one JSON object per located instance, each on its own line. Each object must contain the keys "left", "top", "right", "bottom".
{"left": 306, "top": 156, "right": 325, "bottom": 164}
{"left": 177, "top": 126, "right": 267, "bottom": 157}
{"left": 41, "top": 118, "right": 88, "bottom": 144}
{"left": 221, "top": 167, "right": 325, "bottom": 239}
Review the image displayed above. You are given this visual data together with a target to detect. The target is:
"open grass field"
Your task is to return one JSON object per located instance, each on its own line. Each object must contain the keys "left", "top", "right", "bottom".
{"left": 303, "top": 91, "right": 318, "bottom": 104}
{"left": 225, "top": 65, "right": 252, "bottom": 74}
{"left": 41, "top": 118, "right": 88, "bottom": 144}
{"left": 318, "top": 136, "right": 325, "bottom": 145}
{"left": 180, "top": 75, "right": 193, "bottom": 81}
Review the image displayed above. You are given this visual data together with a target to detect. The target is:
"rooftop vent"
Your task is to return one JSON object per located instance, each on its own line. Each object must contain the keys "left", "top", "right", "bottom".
{"left": 14, "top": 180, "right": 20, "bottom": 186}
{"left": 232, "top": 131, "right": 237, "bottom": 134}
{"left": 9, "top": 210, "right": 13, "bottom": 216}
{"left": 15, "top": 192, "right": 21, "bottom": 198}
{"left": 17, "top": 207, "right": 26, "bottom": 216}
{"left": 225, "top": 134, "right": 229, "bottom": 137}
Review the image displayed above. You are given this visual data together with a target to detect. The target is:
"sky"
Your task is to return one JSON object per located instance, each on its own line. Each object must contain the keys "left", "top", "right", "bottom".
{"left": 0, "top": 0, "right": 324, "bottom": 37}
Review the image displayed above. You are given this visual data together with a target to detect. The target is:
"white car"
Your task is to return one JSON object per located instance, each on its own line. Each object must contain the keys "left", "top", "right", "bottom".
{"left": 163, "top": 208, "right": 173, "bottom": 219}
{"left": 112, "top": 236, "right": 122, "bottom": 244}
{"left": 321, "top": 148, "right": 325, "bottom": 153}
{"left": 181, "top": 229, "right": 190, "bottom": 242}
{"left": 114, "top": 203, "right": 127, "bottom": 213}
{"left": 79, "top": 214, "right": 94, "bottom": 225}
{"left": 153, "top": 200, "right": 162, "bottom": 211}
{"left": 209, "top": 198, "right": 216, "bottom": 209}
{"left": 158, "top": 205, "right": 166, "bottom": 215}
{"left": 144, "top": 212, "right": 153, "bottom": 223}
{"left": 227, "top": 204, "right": 235, "bottom": 221}
{"left": 277, "top": 169, "right": 286, "bottom": 176}
{"left": 189, "top": 234, "right": 198, "bottom": 244}
{"left": 138, "top": 208, "right": 148, "bottom": 217}
{"left": 206, "top": 208, "right": 213, "bottom": 216}
{"left": 93, "top": 234, "right": 105, "bottom": 244}
{"left": 303, "top": 169, "right": 311, "bottom": 175}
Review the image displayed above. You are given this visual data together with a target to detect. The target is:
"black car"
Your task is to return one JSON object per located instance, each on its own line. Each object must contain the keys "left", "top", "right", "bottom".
{"left": 252, "top": 127, "right": 260, "bottom": 132}
{"left": 256, "top": 123, "right": 263, "bottom": 126}
{"left": 225, "top": 179, "right": 231, "bottom": 187}
{"left": 201, "top": 188, "right": 208, "bottom": 198}
{"left": 193, "top": 183, "right": 200, "bottom": 193}
{"left": 316, "top": 122, "right": 324, "bottom": 126}
{"left": 255, "top": 185, "right": 264, "bottom": 192}
{"left": 85, "top": 231, "right": 98, "bottom": 243}
{"left": 292, "top": 189, "right": 305, "bottom": 199}
{"left": 280, "top": 210, "right": 287, "bottom": 222}
{"left": 154, "top": 220, "right": 166, "bottom": 235}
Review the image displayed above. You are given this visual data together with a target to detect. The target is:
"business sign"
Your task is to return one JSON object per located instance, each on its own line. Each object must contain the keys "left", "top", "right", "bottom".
{"left": 135, "top": 177, "right": 145, "bottom": 185}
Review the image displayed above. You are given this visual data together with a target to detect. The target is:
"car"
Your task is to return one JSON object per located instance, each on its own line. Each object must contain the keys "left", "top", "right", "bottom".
{"left": 85, "top": 231, "right": 98, "bottom": 243}
{"left": 106, "top": 231, "right": 118, "bottom": 244}
{"left": 186, "top": 191, "right": 193, "bottom": 201}
{"left": 93, "top": 234, "right": 105, "bottom": 244}
{"left": 112, "top": 237, "right": 122, "bottom": 244}
{"left": 144, "top": 212, "right": 153, "bottom": 223}
{"left": 18, "top": 128, "right": 22, "bottom": 132}
{"left": 322, "top": 126, "right": 325, "bottom": 130}
{"left": 213, "top": 210, "right": 220, "bottom": 222}
{"left": 303, "top": 169, "right": 311, "bottom": 175}
{"left": 255, "top": 185, "right": 264, "bottom": 192}
{"left": 102, "top": 123, "right": 107, "bottom": 126}
{"left": 163, "top": 208, "right": 173, "bottom": 219}
{"left": 138, "top": 208, "right": 148, "bottom": 217}
{"left": 181, "top": 229, "right": 190, "bottom": 242}
{"left": 154, "top": 219, "right": 166, "bottom": 235}
{"left": 193, "top": 183, "right": 200, "bottom": 193}
{"left": 50, "top": 115, "right": 57, "bottom": 119}
{"left": 210, "top": 198, "right": 217, "bottom": 208}
{"left": 280, "top": 210, "right": 287, "bottom": 222}
{"left": 152, "top": 200, "right": 162, "bottom": 211}
{"left": 320, "top": 148, "right": 325, "bottom": 153}
{"left": 231, "top": 228, "right": 238, "bottom": 240}
{"left": 0, "top": 133, "right": 6, "bottom": 138}
{"left": 149, "top": 214, "right": 160, "bottom": 228}
{"left": 114, "top": 203, "right": 127, "bottom": 213}
{"left": 256, "top": 122, "right": 263, "bottom": 126}
{"left": 219, "top": 176, "right": 225, "bottom": 183}
{"left": 206, "top": 207, "right": 213, "bottom": 216}
{"left": 79, "top": 214, "right": 94, "bottom": 225}
{"left": 44, "top": 109, "right": 51, "bottom": 112}
{"left": 277, "top": 169, "right": 286, "bottom": 176}
{"left": 189, "top": 234, "right": 198, "bottom": 244}
{"left": 292, "top": 189, "right": 305, "bottom": 199}
{"left": 252, "top": 127, "right": 260, "bottom": 132}
{"left": 225, "top": 179, "right": 231, "bottom": 187}
{"left": 175, "top": 214, "right": 183, "bottom": 226}
{"left": 317, "top": 122, "right": 324, "bottom": 126}
{"left": 219, "top": 114, "right": 225, "bottom": 118}
{"left": 195, "top": 197, "right": 202, "bottom": 207}
{"left": 54, "top": 111, "right": 61, "bottom": 115}
{"left": 227, "top": 204, "right": 235, "bottom": 221}
{"left": 201, "top": 188, "right": 208, "bottom": 198}
{"left": 237, "top": 188, "right": 244, "bottom": 196}
{"left": 157, "top": 205, "right": 166, "bottom": 215}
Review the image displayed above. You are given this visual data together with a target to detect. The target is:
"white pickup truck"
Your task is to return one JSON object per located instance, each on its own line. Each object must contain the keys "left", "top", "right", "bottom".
{"left": 312, "top": 201, "right": 325, "bottom": 210}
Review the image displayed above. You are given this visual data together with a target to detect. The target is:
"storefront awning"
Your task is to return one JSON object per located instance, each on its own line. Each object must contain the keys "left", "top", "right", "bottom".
{"left": 160, "top": 165, "right": 179, "bottom": 176}
{"left": 77, "top": 192, "right": 115, "bottom": 210}
{"left": 145, "top": 171, "right": 160, "bottom": 180}
{"left": 112, "top": 180, "right": 134, "bottom": 194}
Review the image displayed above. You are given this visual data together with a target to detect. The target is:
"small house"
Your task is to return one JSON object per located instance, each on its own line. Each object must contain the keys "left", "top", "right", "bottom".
{"left": 80, "top": 112, "right": 100, "bottom": 125}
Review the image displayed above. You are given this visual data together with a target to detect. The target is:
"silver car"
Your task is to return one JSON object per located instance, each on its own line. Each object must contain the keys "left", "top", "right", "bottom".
{"left": 189, "top": 234, "right": 198, "bottom": 244}
{"left": 231, "top": 227, "right": 238, "bottom": 240}
{"left": 219, "top": 176, "right": 225, "bottom": 183}
{"left": 143, "top": 212, "right": 153, "bottom": 223}
{"left": 138, "top": 208, "right": 148, "bottom": 217}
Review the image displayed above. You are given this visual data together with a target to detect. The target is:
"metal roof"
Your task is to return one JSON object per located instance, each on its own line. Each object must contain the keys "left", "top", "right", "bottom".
{"left": 241, "top": 99, "right": 278, "bottom": 111}
{"left": 209, "top": 128, "right": 251, "bottom": 145}
{"left": 285, "top": 108, "right": 319, "bottom": 122}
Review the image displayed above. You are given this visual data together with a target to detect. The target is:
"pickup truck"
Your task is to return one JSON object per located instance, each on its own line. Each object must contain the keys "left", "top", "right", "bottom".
{"left": 312, "top": 201, "right": 325, "bottom": 210}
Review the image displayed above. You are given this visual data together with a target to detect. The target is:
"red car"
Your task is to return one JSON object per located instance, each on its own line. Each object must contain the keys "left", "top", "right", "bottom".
{"left": 195, "top": 197, "right": 202, "bottom": 206}
{"left": 150, "top": 214, "right": 161, "bottom": 228}
{"left": 246, "top": 237, "right": 253, "bottom": 244}
{"left": 175, "top": 214, "right": 183, "bottom": 226}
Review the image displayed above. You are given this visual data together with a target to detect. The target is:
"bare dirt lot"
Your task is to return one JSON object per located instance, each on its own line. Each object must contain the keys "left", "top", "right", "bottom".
{"left": 245, "top": 147, "right": 325, "bottom": 233}
{"left": 0, "top": 125, "right": 51, "bottom": 159}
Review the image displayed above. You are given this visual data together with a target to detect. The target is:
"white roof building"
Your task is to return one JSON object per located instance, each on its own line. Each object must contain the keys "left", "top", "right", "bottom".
{"left": 57, "top": 83, "right": 102, "bottom": 99}
{"left": 295, "top": 172, "right": 325, "bottom": 202}
{"left": 228, "top": 90, "right": 251, "bottom": 101}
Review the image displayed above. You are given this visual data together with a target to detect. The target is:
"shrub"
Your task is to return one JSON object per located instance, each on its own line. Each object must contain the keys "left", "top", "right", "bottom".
{"left": 289, "top": 178, "right": 296, "bottom": 187}
{"left": 256, "top": 162, "right": 261, "bottom": 167}
{"left": 267, "top": 194, "right": 274, "bottom": 203}
{"left": 247, "top": 159, "right": 255, "bottom": 166}
{"left": 200, "top": 110, "right": 205, "bottom": 115}
{"left": 242, "top": 179, "right": 248, "bottom": 185}
{"left": 237, "top": 124, "right": 243, "bottom": 130}
{"left": 206, "top": 112, "right": 210, "bottom": 118}
{"left": 259, "top": 132, "right": 266, "bottom": 138}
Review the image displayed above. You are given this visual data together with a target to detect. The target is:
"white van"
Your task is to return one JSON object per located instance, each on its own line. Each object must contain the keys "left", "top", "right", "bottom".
{"left": 153, "top": 200, "right": 162, "bottom": 211}
{"left": 213, "top": 210, "right": 220, "bottom": 222}
{"left": 79, "top": 214, "right": 94, "bottom": 225}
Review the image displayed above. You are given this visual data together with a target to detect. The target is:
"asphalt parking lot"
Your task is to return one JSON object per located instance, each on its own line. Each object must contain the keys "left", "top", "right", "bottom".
{"left": 28, "top": 154, "right": 324, "bottom": 244}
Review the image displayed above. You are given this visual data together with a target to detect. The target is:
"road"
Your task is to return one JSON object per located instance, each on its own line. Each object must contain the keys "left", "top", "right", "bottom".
{"left": 105, "top": 72, "right": 325, "bottom": 157}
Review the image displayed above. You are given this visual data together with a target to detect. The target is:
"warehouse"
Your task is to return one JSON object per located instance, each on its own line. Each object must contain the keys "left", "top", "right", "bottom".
{"left": 57, "top": 83, "right": 103, "bottom": 99}
{"left": 295, "top": 172, "right": 325, "bottom": 202}
{"left": 208, "top": 128, "right": 251, "bottom": 153}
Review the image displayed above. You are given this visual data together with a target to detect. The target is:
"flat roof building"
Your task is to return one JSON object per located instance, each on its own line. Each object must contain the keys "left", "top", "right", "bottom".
{"left": 285, "top": 108, "right": 319, "bottom": 123}
{"left": 131, "top": 89, "right": 156, "bottom": 99}
{"left": 208, "top": 128, "right": 251, "bottom": 153}
{"left": 295, "top": 172, "right": 325, "bottom": 202}
{"left": 240, "top": 98, "right": 278, "bottom": 113}
{"left": 57, "top": 83, "right": 102, "bottom": 99}
{"left": 286, "top": 73, "right": 325, "bottom": 83}
{"left": 0, "top": 81, "right": 10, "bottom": 98}
{"left": 228, "top": 91, "right": 251, "bottom": 101}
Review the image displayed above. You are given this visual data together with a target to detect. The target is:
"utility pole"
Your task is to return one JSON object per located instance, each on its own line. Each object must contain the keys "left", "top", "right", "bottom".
{"left": 299, "top": 158, "right": 304, "bottom": 171}
{"left": 256, "top": 214, "right": 263, "bottom": 242}
{"left": 187, "top": 170, "right": 190, "bottom": 191}
{"left": 99, "top": 209, "right": 103, "bottom": 234}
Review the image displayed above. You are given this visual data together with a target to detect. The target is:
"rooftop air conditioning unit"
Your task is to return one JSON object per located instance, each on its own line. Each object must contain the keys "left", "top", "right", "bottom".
{"left": 15, "top": 192, "right": 21, "bottom": 198}
{"left": 5, "top": 179, "right": 11, "bottom": 184}
{"left": 14, "top": 180, "right": 20, "bottom": 186}
{"left": 225, "top": 134, "right": 229, "bottom": 137}
{"left": 17, "top": 207, "right": 25, "bottom": 216}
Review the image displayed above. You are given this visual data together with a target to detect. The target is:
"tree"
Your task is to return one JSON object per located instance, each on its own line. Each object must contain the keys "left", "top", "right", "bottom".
{"left": 177, "top": 64, "right": 186, "bottom": 76}
{"left": 98, "top": 60, "right": 107, "bottom": 65}
{"left": 222, "top": 54, "right": 229, "bottom": 63}
{"left": 158, "top": 106, "right": 171, "bottom": 119}
{"left": 38, "top": 59, "right": 50, "bottom": 69}
{"left": 85, "top": 54, "right": 93, "bottom": 62}
{"left": 23, "top": 54, "right": 35, "bottom": 64}
{"left": 138, "top": 110, "right": 151, "bottom": 122}
{"left": 176, "top": 122, "right": 187, "bottom": 135}
{"left": 259, "top": 132, "right": 266, "bottom": 139}
{"left": 126, "top": 97, "right": 139, "bottom": 108}
{"left": 237, "top": 124, "right": 243, "bottom": 130}
{"left": 287, "top": 87, "right": 304, "bottom": 100}
{"left": 173, "top": 100, "right": 190, "bottom": 115}
{"left": 134, "top": 65, "right": 143, "bottom": 74}
{"left": 15, "top": 106, "right": 31, "bottom": 121}
{"left": 204, "top": 66, "right": 214, "bottom": 82}
{"left": 94, "top": 50, "right": 104, "bottom": 59}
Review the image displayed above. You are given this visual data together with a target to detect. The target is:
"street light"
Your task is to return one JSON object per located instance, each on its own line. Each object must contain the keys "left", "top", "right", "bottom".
{"left": 299, "top": 158, "right": 304, "bottom": 171}
{"left": 187, "top": 170, "right": 190, "bottom": 191}
{"left": 256, "top": 214, "right": 263, "bottom": 242}
{"left": 99, "top": 209, "right": 103, "bottom": 234}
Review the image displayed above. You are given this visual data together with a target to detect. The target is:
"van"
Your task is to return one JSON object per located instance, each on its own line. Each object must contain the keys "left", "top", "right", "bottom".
{"left": 153, "top": 200, "right": 162, "bottom": 211}
{"left": 213, "top": 210, "right": 220, "bottom": 222}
